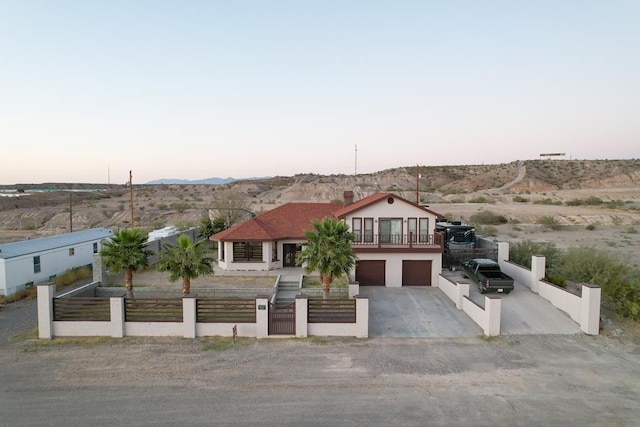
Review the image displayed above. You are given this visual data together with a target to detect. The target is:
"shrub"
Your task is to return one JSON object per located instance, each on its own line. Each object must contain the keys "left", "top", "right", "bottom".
{"left": 509, "top": 240, "right": 561, "bottom": 270}
{"left": 475, "top": 225, "right": 497, "bottom": 237}
{"left": 512, "top": 196, "right": 528, "bottom": 203}
{"left": 544, "top": 271, "right": 566, "bottom": 288}
{"left": 565, "top": 199, "right": 584, "bottom": 206}
{"left": 585, "top": 224, "right": 596, "bottom": 231}
{"left": 469, "top": 196, "right": 493, "bottom": 204}
{"left": 470, "top": 211, "right": 508, "bottom": 225}
{"left": 534, "top": 198, "right": 562, "bottom": 206}
{"left": 537, "top": 215, "right": 561, "bottom": 230}
{"left": 53, "top": 266, "right": 92, "bottom": 290}
{"left": 171, "top": 202, "right": 189, "bottom": 213}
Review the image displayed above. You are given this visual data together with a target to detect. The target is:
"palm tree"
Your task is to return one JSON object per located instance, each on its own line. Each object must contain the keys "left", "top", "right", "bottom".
{"left": 156, "top": 235, "right": 214, "bottom": 295}
{"left": 100, "top": 228, "right": 152, "bottom": 298}
{"left": 297, "top": 217, "right": 358, "bottom": 299}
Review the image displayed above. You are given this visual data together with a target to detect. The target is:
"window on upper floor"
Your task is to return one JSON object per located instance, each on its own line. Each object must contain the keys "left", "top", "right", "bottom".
{"left": 408, "top": 218, "right": 417, "bottom": 243}
{"left": 352, "top": 218, "right": 362, "bottom": 242}
{"left": 33, "top": 256, "right": 41, "bottom": 274}
{"left": 379, "top": 218, "right": 402, "bottom": 244}
{"left": 419, "top": 218, "right": 430, "bottom": 242}
{"left": 364, "top": 218, "right": 374, "bottom": 243}
{"left": 69, "top": 248, "right": 75, "bottom": 256}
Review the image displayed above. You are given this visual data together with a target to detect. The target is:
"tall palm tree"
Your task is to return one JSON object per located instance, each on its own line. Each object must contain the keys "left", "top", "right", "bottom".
{"left": 297, "top": 217, "right": 357, "bottom": 299}
{"left": 100, "top": 228, "right": 152, "bottom": 298}
{"left": 156, "top": 235, "right": 214, "bottom": 295}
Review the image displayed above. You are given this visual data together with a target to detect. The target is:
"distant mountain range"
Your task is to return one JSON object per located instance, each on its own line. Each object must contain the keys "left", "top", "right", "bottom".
{"left": 146, "top": 176, "right": 271, "bottom": 185}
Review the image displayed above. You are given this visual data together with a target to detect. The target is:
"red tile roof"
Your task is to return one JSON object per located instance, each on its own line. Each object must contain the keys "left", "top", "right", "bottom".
{"left": 210, "top": 203, "right": 341, "bottom": 241}
{"left": 210, "top": 193, "right": 443, "bottom": 242}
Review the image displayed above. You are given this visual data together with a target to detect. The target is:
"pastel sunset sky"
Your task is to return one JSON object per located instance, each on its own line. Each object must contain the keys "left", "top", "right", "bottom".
{"left": 1, "top": 1, "right": 638, "bottom": 184}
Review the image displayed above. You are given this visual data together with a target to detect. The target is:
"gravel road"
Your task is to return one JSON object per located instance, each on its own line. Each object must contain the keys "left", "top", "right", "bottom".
{"left": 1, "top": 329, "right": 639, "bottom": 425}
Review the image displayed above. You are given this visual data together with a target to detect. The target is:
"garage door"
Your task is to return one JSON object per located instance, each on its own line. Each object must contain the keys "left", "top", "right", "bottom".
{"left": 402, "top": 260, "right": 432, "bottom": 286}
{"left": 356, "top": 260, "right": 386, "bottom": 286}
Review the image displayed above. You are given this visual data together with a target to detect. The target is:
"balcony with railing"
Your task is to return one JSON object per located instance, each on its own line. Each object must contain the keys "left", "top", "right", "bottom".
{"left": 352, "top": 232, "right": 443, "bottom": 249}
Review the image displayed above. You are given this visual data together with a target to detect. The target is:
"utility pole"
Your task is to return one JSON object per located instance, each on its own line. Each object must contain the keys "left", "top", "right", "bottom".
{"left": 416, "top": 164, "right": 419, "bottom": 205}
{"left": 129, "top": 170, "right": 134, "bottom": 228}
{"left": 354, "top": 144, "right": 358, "bottom": 175}
{"left": 69, "top": 193, "right": 73, "bottom": 232}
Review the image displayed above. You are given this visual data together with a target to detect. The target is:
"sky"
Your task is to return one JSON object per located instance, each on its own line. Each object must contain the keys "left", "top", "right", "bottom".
{"left": 1, "top": 1, "right": 639, "bottom": 185}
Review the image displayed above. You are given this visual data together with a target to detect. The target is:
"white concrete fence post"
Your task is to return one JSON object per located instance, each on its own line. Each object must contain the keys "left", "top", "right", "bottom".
{"left": 456, "top": 281, "right": 470, "bottom": 309}
{"left": 497, "top": 241, "right": 510, "bottom": 262}
{"left": 183, "top": 294, "right": 197, "bottom": 339}
{"left": 348, "top": 282, "right": 360, "bottom": 298}
{"left": 485, "top": 295, "right": 502, "bottom": 336}
{"left": 295, "top": 295, "right": 308, "bottom": 338}
{"left": 110, "top": 297, "right": 125, "bottom": 338}
{"left": 256, "top": 296, "right": 269, "bottom": 338}
{"left": 581, "top": 284, "right": 602, "bottom": 335}
{"left": 531, "top": 255, "right": 546, "bottom": 294}
{"left": 37, "top": 283, "right": 56, "bottom": 339}
{"left": 355, "top": 295, "right": 369, "bottom": 338}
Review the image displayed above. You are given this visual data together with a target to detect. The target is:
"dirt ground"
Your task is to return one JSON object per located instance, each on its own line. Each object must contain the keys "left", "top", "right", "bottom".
{"left": 1, "top": 331, "right": 639, "bottom": 425}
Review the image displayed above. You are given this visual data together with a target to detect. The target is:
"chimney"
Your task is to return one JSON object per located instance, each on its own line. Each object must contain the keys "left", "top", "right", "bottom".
{"left": 343, "top": 191, "right": 354, "bottom": 206}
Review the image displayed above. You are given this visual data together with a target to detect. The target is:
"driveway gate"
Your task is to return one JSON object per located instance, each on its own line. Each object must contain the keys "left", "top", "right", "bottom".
{"left": 268, "top": 301, "right": 295, "bottom": 335}
{"left": 444, "top": 248, "right": 498, "bottom": 270}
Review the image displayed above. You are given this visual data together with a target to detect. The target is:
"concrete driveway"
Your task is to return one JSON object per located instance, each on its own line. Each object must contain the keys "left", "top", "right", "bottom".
{"left": 359, "top": 286, "right": 482, "bottom": 338}
{"left": 445, "top": 271, "right": 582, "bottom": 335}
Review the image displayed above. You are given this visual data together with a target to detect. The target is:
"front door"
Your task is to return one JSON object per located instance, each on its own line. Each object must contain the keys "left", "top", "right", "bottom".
{"left": 283, "top": 244, "right": 298, "bottom": 267}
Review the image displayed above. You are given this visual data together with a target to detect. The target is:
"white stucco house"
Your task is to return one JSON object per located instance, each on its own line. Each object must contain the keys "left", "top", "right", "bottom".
{"left": 0, "top": 228, "right": 114, "bottom": 296}
{"left": 210, "top": 192, "right": 444, "bottom": 287}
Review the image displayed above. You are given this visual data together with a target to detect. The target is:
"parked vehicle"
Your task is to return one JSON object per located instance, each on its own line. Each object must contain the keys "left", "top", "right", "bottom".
{"left": 462, "top": 258, "right": 514, "bottom": 294}
{"left": 436, "top": 220, "right": 477, "bottom": 270}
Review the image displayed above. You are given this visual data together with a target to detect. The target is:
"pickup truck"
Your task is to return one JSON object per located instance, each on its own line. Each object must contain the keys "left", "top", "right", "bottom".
{"left": 462, "top": 258, "right": 515, "bottom": 294}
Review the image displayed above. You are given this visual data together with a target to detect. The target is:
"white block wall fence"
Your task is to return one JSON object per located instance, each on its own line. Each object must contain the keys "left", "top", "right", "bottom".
{"left": 497, "top": 246, "right": 601, "bottom": 335}
{"left": 436, "top": 275, "right": 501, "bottom": 336}
{"left": 37, "top": 283, "right": 369, "bottom": 339}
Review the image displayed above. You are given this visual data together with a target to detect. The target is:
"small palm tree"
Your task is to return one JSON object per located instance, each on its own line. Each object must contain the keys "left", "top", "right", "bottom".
{"left": 297, "top": 217, "right": 357, "bottom": 299}
{"left": 156, "top": 235, "right": 214, "bottom": 295}
{"left": 100, "top": 228, "right": 152, "bottom": 298}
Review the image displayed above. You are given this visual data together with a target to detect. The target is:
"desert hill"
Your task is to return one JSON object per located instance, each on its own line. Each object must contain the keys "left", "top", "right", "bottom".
{"left": 1, "top": 159, "right": 640, "bottom": 245}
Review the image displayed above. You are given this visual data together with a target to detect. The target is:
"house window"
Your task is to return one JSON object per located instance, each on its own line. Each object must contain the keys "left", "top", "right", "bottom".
{"left": 379, "top": 218, "right": 402, "bottom": 244}
{"left": 220, "top": 243, "right": 225, "bottom": 261}
{"left": 233, "top": 242, "right": 263, "bottom": 262}
{"left": 352, "top": 218, "right": 362, "bottom": 242}
{"left": 408, "top": 218, "right": 417, "bottom": 243}
{"left": 272, "top": 241, "right": 278, "bottom": 261}
{"left": 93, "top": 243, "right": 98, "bottom": 254}
{"left": 33, "top": 256, "right": 41, "bottom": 274}
{"left": 69, "top": 248, "right": 75, "bottom": 256}
{"left": 364, "top": 218, "right": 374, "bottom": 243}
{"left": 419, "top": 218, "right": 430, "bottom": 242}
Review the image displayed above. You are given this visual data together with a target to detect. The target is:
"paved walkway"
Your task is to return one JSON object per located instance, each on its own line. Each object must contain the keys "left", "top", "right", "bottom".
{"left": 360, "top": 287, "right": 483, "bottom": 338}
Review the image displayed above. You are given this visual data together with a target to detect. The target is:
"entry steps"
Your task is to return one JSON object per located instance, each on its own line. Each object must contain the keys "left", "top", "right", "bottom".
{"left": 274, "top": 276, "right": 300, "bottom": 305}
